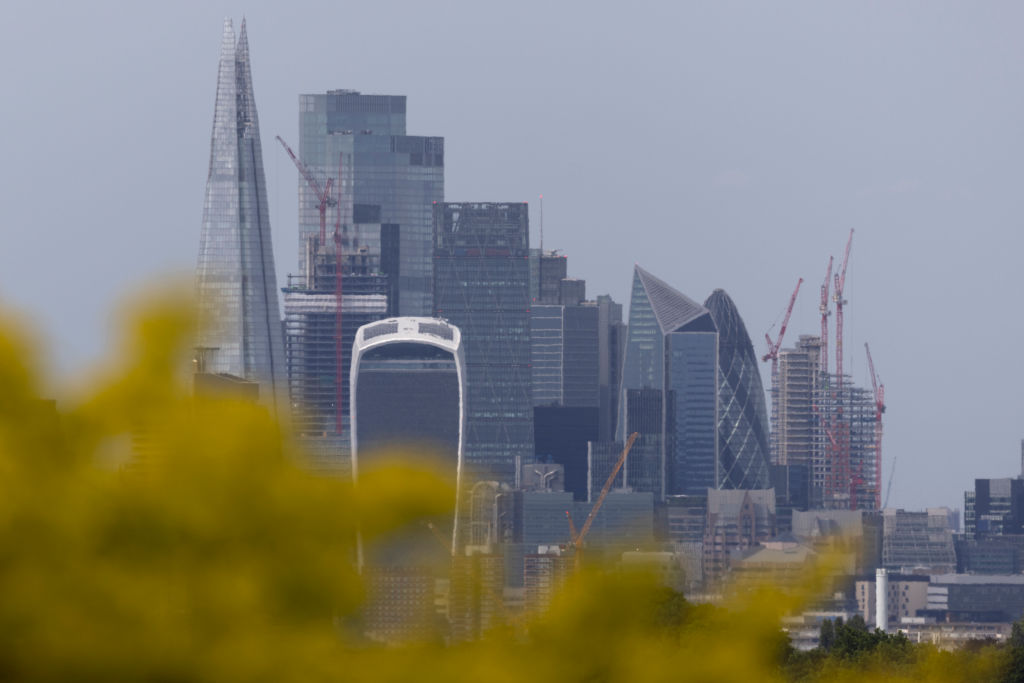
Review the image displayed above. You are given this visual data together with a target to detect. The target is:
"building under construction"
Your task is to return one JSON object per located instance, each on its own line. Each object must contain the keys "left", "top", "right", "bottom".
{"left": 283, "top": 225, "right": 396, "bottom": 469}
{"left": 767, "top": 231, "right": 884, "bottom": 512}
{"left": 770, "top": 337, "right": 879, "bottom": 510}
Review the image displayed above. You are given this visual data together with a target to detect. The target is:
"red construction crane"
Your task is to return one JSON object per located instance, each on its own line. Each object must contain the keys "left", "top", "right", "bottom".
{"left": 865, "top": 343, "right": 886, "bottom": 509}
{"left": 276, "top": 135, "right": 335, "bottom": 245}
{"left": 829, "top": 229, "right": 854, "bottom": 509}
{"left": 763, "top": 278, "right": 804, "bottom": 386}
{"left": 818, "top": 256, "right": 834, "bottom": 376}
{"left": 333, "top": 152, "right": 346, "bottom": 436}
{"left": 833, "top": 229, "right": 854, "bottom": 393}
{"left": 565, "top": 432, "right": 639, "bottom": 570}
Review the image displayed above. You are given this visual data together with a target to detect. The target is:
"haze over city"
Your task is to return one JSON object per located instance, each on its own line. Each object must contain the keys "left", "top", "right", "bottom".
{"left": 2, "top": 1, "right": 1024, "bottom": 515}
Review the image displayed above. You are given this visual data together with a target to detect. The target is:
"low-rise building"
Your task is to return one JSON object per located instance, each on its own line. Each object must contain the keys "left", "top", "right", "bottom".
{"left": 854, "top": 573, "right": 929, "bottom": 628}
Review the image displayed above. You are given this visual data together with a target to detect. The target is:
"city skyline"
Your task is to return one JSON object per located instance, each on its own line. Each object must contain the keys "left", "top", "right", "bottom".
{"left": 3, "top": 3, "right": 1024, "bottom": 513}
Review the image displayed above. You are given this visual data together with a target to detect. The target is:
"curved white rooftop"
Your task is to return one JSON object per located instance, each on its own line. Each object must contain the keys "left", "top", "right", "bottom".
{"left": 352, "top": 316, "right": 462, "bottom": 354}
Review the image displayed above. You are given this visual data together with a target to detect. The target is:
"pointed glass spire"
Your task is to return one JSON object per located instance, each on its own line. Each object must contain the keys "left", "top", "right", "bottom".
{"left": 196, "top": 19, "right": 287, "bottom": 417}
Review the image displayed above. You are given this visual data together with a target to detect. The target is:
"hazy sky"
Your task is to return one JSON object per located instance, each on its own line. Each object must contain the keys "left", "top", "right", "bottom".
{"left": 2, "top": 1, "right": 1023, "bottom": 513}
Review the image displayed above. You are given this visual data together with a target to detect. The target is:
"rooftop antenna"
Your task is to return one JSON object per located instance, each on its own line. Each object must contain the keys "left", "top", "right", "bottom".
{"left": 539, "top": 193, "right": 544, "bottom": 252}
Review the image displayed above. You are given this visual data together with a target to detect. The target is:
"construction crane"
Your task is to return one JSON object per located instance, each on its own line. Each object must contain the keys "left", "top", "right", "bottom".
{"left": 831, "top": 230, "right": 854, "bottom": 509}
{"left": 818, "top": 256, "right": 834, "bottom": 376}
{"left": 833, "top": 229, "right": 854, "bottom": 394}
{"left": 762, "top": 277, "right": 804, "bottom": 386}
{"left": 865, "top": 343, "right": 887, "bottom": 509}
{"left": 276, "top": 135, "right": 335, "bottom": 245}
{"left": 333, "top": 152, "right": 346, "bottom": 436}
{"left": 565, "top": 432, "right": 639, "bottom": 570}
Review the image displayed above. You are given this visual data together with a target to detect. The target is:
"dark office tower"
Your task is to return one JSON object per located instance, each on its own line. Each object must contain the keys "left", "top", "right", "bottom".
{"left": 703, "top": 289, "right": 771, "bottom": 490}
{"left": 965, "top": 478, "right": 1024, "bottom": 540}
{"left": 532, "top": 275, "right": 627, "bottom": 500}
{"left": 434, "top": 203, "right": 533, "bottom": 484}
{"left": 596, "top": 294, "right": 627, "bottom": 442}
{"left": 665, "top": 326, "right": 719, "bottom": 495}
{"left": 298, "top": 91, "right": 443, "bottom": 316}
{"left": 528, "top": 249, "right": 568, "bottom": 304}
{"left": 621, "top": 388, "right": 664, "bottom": 496}
{"left": 617, "top": 266, "right": 718, "bottom": 499}
{"left": 195, "top": 19, "right": 286, "bottom": 417}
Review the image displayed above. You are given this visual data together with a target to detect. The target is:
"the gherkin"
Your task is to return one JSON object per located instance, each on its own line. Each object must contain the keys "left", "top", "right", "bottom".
{"left": 704, "top": 289, "right": 771, "bottom": 489}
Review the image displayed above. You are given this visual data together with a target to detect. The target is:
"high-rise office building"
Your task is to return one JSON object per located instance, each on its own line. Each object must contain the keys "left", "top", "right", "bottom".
{"left": 195, "top": 19, "right": 286, "bottom": 417}
{"left": 297, "top": 90, "right": 443, "bottom": 316}
{"left": 433, "top": 203, "right": 533, "bottom": 484}
{"left": 531, "top": 279, "right": 602, "bottom": 500}
{"left": 703, "top": 289, "right": 771, "bottom": 490}
{"left": 772, "top": 333, "right": 878, "bottom": 511}
{"left": 350, "top": 317, "right": 465, "bottom": 487}
{"left": 617, "top": 266, "right": 718, "bottom": 498}
{"left": 350, "top": 317, "right": 464, "bottom": 640}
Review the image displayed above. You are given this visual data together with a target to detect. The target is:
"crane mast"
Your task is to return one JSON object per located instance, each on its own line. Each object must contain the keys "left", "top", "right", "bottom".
{"left": 830, "top": 230, "right": 853, "bottom": 508}
{"left": 833, "top": 229, "right": 854, "bottom": 394}
{"left": 818, "top": 256, "right": 833, "bottom": 376}
{"left": 865, "top": 342, "right": 886, "bottom": 509}
{"left": 333, "top": 152, "right": 346, "bottom": 435}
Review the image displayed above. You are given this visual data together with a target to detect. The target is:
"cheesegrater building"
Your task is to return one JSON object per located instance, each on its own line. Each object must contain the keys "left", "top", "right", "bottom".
{"left": 616, "top": 266, "right": 719, "bottom": 499}
{"left": 195, "top": 19, "right": 286, "bottom": 418}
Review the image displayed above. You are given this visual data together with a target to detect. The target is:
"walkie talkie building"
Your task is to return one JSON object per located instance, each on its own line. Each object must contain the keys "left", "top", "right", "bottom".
{"left": 350, "top": 317, "right": 465, "bottom": 500}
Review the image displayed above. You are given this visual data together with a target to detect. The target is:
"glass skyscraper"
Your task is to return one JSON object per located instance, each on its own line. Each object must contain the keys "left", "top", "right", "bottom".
{"left": 704, "top": 289, "right": 772, "bottom": 490}
{"left": 195, "top": 19, "right": 286, "bottom": 418}
{"left": 433, "top": 203, "right": 533, "bottom": 483}
{"left": 617, "top": 266, "right": 718, "bottom": 498}
{"left": 297, "top": 91, "right": 443, "bottom": 317}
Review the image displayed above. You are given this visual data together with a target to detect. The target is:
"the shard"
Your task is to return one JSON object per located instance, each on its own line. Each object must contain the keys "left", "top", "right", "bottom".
{"left": 195, "top": 19, "right": 286, "bottom": 417}
{"left": 704, "top": 289, "right": 771, "bottom": 490}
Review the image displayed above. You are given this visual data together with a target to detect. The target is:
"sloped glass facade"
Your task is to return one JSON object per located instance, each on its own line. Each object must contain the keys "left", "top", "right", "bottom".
{"left": 704, "top": 289, "right": 772, "bottom": 490}
{"left": 616, "top": 266, "right": 719, "bottom": 499}
{"left": 195, "top": 19, "right": 286, "bottom": 418}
